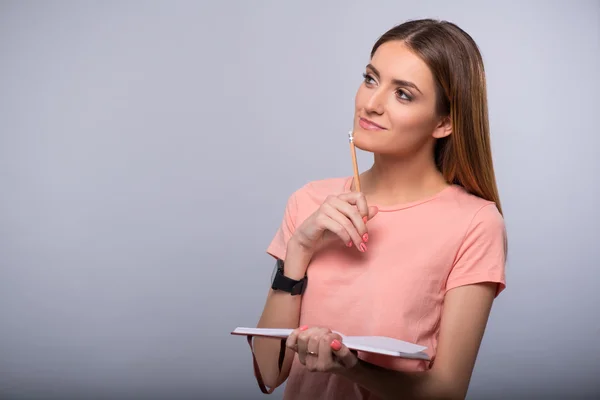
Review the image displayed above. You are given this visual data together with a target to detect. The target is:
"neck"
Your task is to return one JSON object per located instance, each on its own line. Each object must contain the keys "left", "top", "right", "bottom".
{"left": 358, "top": 148, "right": 449, "bottom": 206}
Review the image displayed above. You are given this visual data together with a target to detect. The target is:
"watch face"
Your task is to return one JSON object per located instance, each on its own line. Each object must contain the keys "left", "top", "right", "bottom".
{"left": 271, "top": 260, "right": 278, "bottom": 284}
{"left": 271, "top": 259, "right": 284, "bottom": 284}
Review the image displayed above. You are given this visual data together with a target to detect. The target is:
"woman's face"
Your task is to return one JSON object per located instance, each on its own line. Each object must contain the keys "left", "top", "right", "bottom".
{"left": 353, "top": 40, "right": 449, "bottom": 156}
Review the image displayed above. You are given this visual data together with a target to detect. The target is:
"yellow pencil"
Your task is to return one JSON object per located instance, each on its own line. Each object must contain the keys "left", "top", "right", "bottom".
{"left": 348, "top": 131, "right": 361, "bottom": 192}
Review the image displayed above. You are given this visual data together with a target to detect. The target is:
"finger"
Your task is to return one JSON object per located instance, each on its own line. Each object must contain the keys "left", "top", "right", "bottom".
{"left": 337, "top": 193, "right": 379, "bottom": 221}
{"left": 306, "top": 335, "right": 321, "bottom": 371}
{"left": 304, "top": 328, "right": 330, "bottom": 372}
{"left": 330, "top": 339, "right": 358, "bottom": 369}
{"left": 307, "top": 335, "right": 320, "bottom": 357}
{"left": 336, "top": 192, "right": 370, "bottom": 218}
{"left": 296, "top": 330, "right": 312, "bottom": 365}
{"left": 328, "top": 197, "right": 367, "bottom": 238}
{"left": 367, "top": 205, "right": 379, "bottom": 220}
{"left": 315, "top": 213, "right": 353, "bottom": 247}
{"left": 321, "top": 203, "right": 364, "bottom": 249}
{"left": 286, "top": 331, "right": 298, "bottom": 351}
{"left": 286, "top": 325, "right": 307, "bottom": 353}
{"left": 316, "top": 333, "right": 336, "bottom": 372}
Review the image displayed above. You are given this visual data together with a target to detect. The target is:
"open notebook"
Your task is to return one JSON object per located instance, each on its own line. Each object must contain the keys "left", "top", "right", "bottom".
{"left": 231, "top": 327, "right": 430, "bottom": 360}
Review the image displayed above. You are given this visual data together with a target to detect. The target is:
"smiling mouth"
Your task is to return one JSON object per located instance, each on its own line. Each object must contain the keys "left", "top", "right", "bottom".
{"left": 359, "top": 117, "right": 386, "bottom": 131}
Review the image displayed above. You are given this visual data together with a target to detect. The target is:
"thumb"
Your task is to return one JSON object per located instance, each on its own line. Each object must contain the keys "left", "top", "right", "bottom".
{"left": 367, "top": 206, "right": 379, "bottom": 221}
{"left": 330, "top": 339, "right": 358, "bottom": 369}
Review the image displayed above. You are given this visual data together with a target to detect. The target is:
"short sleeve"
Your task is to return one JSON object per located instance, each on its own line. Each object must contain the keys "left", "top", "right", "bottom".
{"left": 266, "top": 190, "right": 299, "bottom": 261}
{"left": 446, "top": 203, "right": 507, "bottom": 297}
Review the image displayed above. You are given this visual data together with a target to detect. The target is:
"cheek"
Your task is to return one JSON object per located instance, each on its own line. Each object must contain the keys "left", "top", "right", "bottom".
{"left": 378, "top": 104, "right": 438, "bottom": 154}
{"left": 389, "top": 103, "right": 436, "bottom": 135}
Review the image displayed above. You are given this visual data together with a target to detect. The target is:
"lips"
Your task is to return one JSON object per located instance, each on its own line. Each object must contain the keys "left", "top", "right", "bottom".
{"left": 359, "top": 117, "right": 386, "bottom": 131}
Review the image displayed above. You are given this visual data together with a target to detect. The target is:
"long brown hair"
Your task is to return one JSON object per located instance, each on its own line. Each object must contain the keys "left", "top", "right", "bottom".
{"left": 372, "top": 19, "right": 503, "bottom": 216}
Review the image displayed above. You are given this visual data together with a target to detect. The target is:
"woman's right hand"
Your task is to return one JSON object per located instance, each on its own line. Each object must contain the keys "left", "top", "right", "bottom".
{"left": 291, "top": 192, "right": 379, "bottom": 255}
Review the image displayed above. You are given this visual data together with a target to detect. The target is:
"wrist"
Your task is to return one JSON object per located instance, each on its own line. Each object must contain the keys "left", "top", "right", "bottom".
{"left": 284, "top": 238, "right": 313, "bottom": 280}
{"left": 288, "top": 234, "right": 313, "bottom": 254}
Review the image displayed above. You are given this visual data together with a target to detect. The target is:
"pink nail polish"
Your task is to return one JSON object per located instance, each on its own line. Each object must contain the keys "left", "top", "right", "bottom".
{"left": 362, "top": 216, "right": 367, "bottom": 223}
{"left": 299, "top": 325, "right": 308, "bottom": 331}
{"left": 359, "top": 243, "right": 367, "bottom": 252}
{"left": 362, "top": 233, "right": 368, "bottom": 242}
{"left": 347, "top": 241, "right": 353, "bottom": 247}
{"left": 330, "top": 339, "right": 342, "bottom": 351}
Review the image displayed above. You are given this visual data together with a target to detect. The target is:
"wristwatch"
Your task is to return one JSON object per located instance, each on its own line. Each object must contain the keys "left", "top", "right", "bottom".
{"left": 271, "top": 258, "right": 307, "bottom": 295}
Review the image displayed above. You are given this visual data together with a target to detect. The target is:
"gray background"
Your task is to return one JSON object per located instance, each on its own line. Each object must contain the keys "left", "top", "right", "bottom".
{"left": 1, "top": 0, "right": 599, "bottom": 399}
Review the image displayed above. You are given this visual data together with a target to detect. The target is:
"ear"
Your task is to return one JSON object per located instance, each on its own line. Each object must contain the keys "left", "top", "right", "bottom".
{"left": 432, "top": 116, "right": 452, "bottom": 139}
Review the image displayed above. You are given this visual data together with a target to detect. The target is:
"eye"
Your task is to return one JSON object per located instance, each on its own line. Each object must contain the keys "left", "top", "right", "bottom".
{"left": 362, "top": 73, "right": 376, "bottom": 85}
{"left": 396, "top": 89, "right": 412, "bottom": 102}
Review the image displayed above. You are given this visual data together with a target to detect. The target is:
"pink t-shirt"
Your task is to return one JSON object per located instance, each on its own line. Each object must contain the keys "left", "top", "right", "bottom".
{"left": 266, "top": 176, "right": 507, "bottom": 400}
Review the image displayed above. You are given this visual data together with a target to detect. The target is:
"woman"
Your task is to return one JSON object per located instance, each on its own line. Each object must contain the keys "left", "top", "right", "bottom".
{"left": 252, "top": 18, "right": 507, "bottom": 400}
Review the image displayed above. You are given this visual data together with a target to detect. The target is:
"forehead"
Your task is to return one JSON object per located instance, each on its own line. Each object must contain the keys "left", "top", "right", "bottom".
{"left": 370, "top": 41, "right": 434, "bottom": 90}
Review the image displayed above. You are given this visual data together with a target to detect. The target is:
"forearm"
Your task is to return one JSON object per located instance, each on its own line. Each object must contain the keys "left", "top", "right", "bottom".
{"left": 253, "top": 291, "right": 301, "bottom": 387}
{"left": 339, "top": 359, "right": 460, "bottom": 400}
{"left": 253, "top": 239, "right": 313, "bottom": 387}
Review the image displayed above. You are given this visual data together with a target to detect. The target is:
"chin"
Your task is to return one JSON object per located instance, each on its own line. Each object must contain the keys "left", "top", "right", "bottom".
{"left": 354, "top": 136, "right": 405, "bottom": 156}
{"left": 352, "top": 135, "right": 376, "bottom": 153}
{"left": 352, "top": 129, "right": 381, "bottom": 152}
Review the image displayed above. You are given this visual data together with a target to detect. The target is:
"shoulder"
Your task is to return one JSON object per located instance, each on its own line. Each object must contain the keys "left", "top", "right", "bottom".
{"left": 444, "top": 186, "right": 506, "bottom": 259}
{"left": 445, "top": 187, "right": 507, "bottom": 295}
{"left": 436, "top": 185, "right": 506, "bottom": 252}
{"left": 445, "top": 185, "right": 504, "bottom": 228}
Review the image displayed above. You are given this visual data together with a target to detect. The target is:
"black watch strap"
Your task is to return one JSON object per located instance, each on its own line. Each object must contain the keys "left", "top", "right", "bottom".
{"left": 271, "top": 259, "right": 307, "bottom": 295}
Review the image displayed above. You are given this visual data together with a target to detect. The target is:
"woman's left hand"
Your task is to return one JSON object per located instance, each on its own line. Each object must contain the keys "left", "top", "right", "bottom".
{"left": 286, "top": 325, "right": 359, "bottom": 373}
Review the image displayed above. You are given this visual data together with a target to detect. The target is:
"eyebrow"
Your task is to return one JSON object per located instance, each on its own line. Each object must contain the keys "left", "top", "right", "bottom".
{"left": 366, "top": 63, "right": 422, "bottom": 95}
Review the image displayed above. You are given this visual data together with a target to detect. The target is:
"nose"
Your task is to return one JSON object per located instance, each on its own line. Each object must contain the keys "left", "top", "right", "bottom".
{"left": 364, "top": 88, "right": 385, "bottom": 115}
